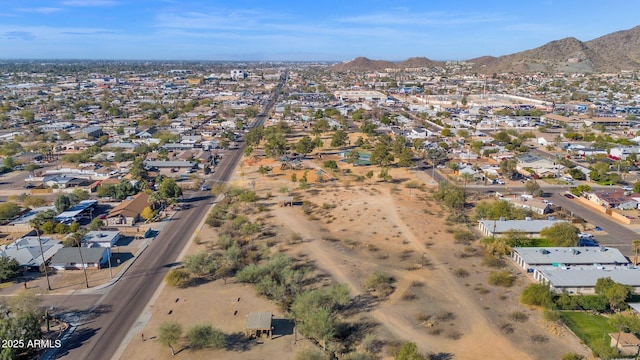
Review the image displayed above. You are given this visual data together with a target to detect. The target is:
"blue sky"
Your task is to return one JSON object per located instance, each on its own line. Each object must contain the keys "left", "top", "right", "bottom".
{"left": 1, "top": 0, "right": 640, "bottom": 61}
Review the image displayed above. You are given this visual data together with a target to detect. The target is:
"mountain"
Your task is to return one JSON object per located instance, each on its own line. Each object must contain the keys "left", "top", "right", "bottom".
{"left": 331, "top": 56, "right": 443, "bottom": 72}
{"left": 332, "top": 26, "right": 640, "bottom": 74}
{"left": 331, "top": 57, "right": 395, "bottom": 72}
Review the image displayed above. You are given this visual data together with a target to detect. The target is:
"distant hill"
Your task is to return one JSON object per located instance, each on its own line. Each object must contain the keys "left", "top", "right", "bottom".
{"left": 332, "top": 25, "right": 640, "bottom": 74}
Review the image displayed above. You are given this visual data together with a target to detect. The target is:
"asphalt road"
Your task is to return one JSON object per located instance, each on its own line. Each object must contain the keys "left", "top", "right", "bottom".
{"left": 53, "top": 71, "right": 287, "bottom": 360}
{"left": 549, "top": 193, "right": 639, "bottom": 256}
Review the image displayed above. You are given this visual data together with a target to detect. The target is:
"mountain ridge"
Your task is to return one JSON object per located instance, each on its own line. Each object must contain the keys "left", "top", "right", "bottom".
{"left": 332, "top": 25, "right": 640, "bottom": 74}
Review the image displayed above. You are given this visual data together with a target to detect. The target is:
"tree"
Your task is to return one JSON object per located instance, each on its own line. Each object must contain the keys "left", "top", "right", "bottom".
{"left": 141, "top": 206, "right": 155, "bottom": 221}
{"left": 0, "top": 256, "right": 19, "bottom": 282}
{"left": 88, "top": 218, "right": 104, "bottom": 231}
{"left": 245, "top": 127, "right": 264, "bottom": 147}
{"left": 264, "top": 133, "right": 287, "bottom": 158}
{"left": 158, "top": 321, "right": 183, "bottom": 356}
{"left": 499, "top": 158, "right": 518, "bottom": 179}
{"left": 323, "top": 160, "right": 338, "bottom": 171}
{"left": 595, "top": 277, "right": 632, "bottom": 311}
{"left": 186, "top": 324, "right": 225, "bottom": 349}
{"left": 183, "top": 252, "right": 217, "bottom": 278}
{"left": 570, "top": 184, "right": 591, "bottom": 197}
{"left": 520, "top": 283, "right": 554, "bottom": 308}
{"left": 2, "top": 156, "right": 15, "bottom": 170}
{"left": 158, "top": 178, "right": 182, "bottom": 201}
{"left": 346, "top": 150, "right": 360, "bottom": 164}
{"left": 129, "top": 157, "right": 148, "bottom": 180}
{"left": 634, "top": 240, "right": 640, "bottom": 265}
{"left": 397, "top": 147, "right": 415, "bottom": 167}
{"left": 395, "top": 341, "right": 425, "bottom": 360}
{"left": 257, "top": 165, "right": 272, "bottom": 176}
{"left": 0, "top": 202, "right": 21, "bottom": 222}
{"left": 609, "top": 313, "right": 640, "bottom": 352}
{"left": 540, "top": 222, "right": 579, "bottom": 247}
{"left": 524, "top": 180, "right": 543, "bottom": 197}
{"left": 370, "top": 140, "right": 394, "bottom": 166}
{"left": 54, "top": 194, "right": 71, "bottom": 213}
{"left": 28, "top": 216, "right": 52, "bottom": 291}
{"left": 330, "top": 129, "right": 348, "bottom": 148}
{"left": 295, "top": 136, "right": 315, "bottom": 157}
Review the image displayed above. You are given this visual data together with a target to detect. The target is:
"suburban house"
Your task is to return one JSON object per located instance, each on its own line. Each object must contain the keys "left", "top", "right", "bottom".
{"left": 0, "top": 236, "right": 63, "bottom": 272}
{"left": 500, "top": 196, "right": 552, "bottom": 215}
{"left": 106, "top": 193, "right": 152, "bottom": 226}
{"left": 143, "top": 160, "right": 196, "bottom": 170}
{"left": 587, "top": 190, "right": 639, "bottom": 210}
{"left": 516, "top": 153, "right": 564, "bottom": 178}
{"left": 50, "top": 247, "right": 110, "bottom": 270}
{"left": 477, "top": 218, "right": 566, "bottom": 238}
{"left": 82, "top": 230, "right": 120, "bottom": 248}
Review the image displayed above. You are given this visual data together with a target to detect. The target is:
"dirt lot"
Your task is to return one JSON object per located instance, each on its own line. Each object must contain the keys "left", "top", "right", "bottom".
{"left": 122, "top": 154, "right": 593, "bottom": 360}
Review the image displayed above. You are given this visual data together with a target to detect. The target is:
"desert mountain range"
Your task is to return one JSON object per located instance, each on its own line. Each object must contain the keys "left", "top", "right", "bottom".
{"left": 332, "top": 25, "right": 640, "bottom": 74}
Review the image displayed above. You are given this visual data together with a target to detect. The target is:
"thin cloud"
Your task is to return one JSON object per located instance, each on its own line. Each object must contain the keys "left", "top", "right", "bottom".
{"left": 16, "top": 7, "right": 63, "bottom": 14}
{"left": 61, "top": 30, "right": 116, "bottom": 35}
{"left": 3, "top": 31, "right": 35, "bottom": 40}
{"left": 60, "top": 0, "right": 118, "bottom": 6}
{"left": 337, "top": 11, "right": 510, "bottom": 27}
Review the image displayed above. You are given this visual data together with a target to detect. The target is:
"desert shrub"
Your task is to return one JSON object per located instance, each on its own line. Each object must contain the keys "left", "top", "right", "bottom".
{"left": 294, "top": 348, "right": 328, "bottom": 360}
{"left": 509, "top": 311, "right": 528, "bottom": 323}
{"left": 435, "top": 311, "right": 456, "bottom": 322}
{"left": 561, "top": 352, "right": 585, "bottom": 360}
{"left": 488, "top": 271, "right": 515, "bottom": 287}
{"left": 164, "top": 268, "right": 190, "bottom": 287}
{"left": 363, "top": 272, "right": 394, "bottom": 297}
{"left": 499, "top": 323, "right": 514, "bottom": 334}
{"left": 481, "top": 255, "right": 506, "bottom": 268}
{"left": 529, "top": 334, "right": 548, "bottom": 343}
{"left": 542, "top": 310, "right": 562, "bottom": 323}
{"left": 362, "top": 333, "right": 382, "bottom": 354}
{"left": 446, "top": 330, "right": 463, "bottom": 340}
{"left": 343, "top": 352, "right": 375, "bottom": 360}
{"left": 453, "top": 268, "right": 469, "bottom": 278}
{"left": 453, "top": 228, "right": 476, "bottom": 244}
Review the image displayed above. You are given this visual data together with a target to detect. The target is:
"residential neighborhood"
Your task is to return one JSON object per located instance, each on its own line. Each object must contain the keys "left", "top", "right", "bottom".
{"left": 4, "top": 54, "right": 640, "bottom": 360}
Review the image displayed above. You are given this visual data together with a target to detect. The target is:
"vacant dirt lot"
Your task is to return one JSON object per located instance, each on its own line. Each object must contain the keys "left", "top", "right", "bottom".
{"left": 122, "top": 154, "right": 592, "bottom": 360}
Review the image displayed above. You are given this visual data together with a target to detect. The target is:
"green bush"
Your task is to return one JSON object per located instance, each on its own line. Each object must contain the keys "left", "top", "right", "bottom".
{"left": 186, "top": 324, "right": 225, "bottom": 349}
{"left": 453, "top": 228, "right": 476, "bottom": 244}
{"left": 164, "top": 268, "right": 190, "bottom": 287}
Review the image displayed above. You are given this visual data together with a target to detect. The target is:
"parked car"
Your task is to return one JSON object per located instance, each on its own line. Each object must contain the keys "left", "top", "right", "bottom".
{"left": 578, "top": 232, "right": 594, "bottom": 239}
{"left": 564, "top": 193, "right": 575, "bottom": 199}
{"left": 201, "top": 185, "right": 209, "bottom": 191}
{"left": 23, "top": 183, "right": 35, "bottom": 189}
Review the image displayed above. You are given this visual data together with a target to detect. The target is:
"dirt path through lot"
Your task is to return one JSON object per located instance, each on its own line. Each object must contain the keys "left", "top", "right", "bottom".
{"left": 270, "top": 186, "right": 532, "bottom": 360}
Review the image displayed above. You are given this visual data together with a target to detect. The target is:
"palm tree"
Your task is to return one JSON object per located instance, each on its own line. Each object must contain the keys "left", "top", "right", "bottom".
{"left": 633, "top": 240, "right": 640, "bottom": 265}
{"left": 71, "top": 231, "right": 90, "bottom": 288}
{"left": 28, "top": 218, "right": 51, "bottom": 291}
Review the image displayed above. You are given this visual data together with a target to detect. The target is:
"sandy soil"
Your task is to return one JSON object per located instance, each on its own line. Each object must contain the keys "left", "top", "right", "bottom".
{"left": 121, "top": 153, "right": 593, "bottom": 360}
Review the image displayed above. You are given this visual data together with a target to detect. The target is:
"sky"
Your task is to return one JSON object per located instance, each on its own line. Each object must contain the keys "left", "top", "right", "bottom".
{"left": 1, "top": 0, "right": 640, "bottom": 62}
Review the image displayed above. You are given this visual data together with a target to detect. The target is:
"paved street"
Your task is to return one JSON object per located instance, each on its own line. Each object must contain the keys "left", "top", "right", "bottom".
{"left": 47, "top": 73, "right": 287, "bottom": 360}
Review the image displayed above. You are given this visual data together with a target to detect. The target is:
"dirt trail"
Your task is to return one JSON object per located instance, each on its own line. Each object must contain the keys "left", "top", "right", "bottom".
{"left": 271, "top": 189, "right": 532, "bottom": 360}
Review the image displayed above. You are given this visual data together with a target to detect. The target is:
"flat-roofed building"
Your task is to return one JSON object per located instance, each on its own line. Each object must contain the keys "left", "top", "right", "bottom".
{"left": 511, "top": 246, "right": 628, "bottom": 270}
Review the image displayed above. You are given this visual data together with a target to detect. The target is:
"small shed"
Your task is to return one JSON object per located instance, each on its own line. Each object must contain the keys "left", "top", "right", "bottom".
{"left": 609, "top": 332, "right": 640, "bottom": 355}
{"left": 245, "top": 312, "right": 273, "bottom": 339}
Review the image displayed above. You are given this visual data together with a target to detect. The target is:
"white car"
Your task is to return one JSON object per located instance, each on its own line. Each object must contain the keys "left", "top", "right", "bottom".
{"left": 578, "top": 233, "right": 594, "bottom": 239}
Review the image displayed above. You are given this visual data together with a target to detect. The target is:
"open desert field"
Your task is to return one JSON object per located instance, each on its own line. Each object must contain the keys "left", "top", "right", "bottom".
{"left": 122, "top": 153, "right": 592, "bottom": 360}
